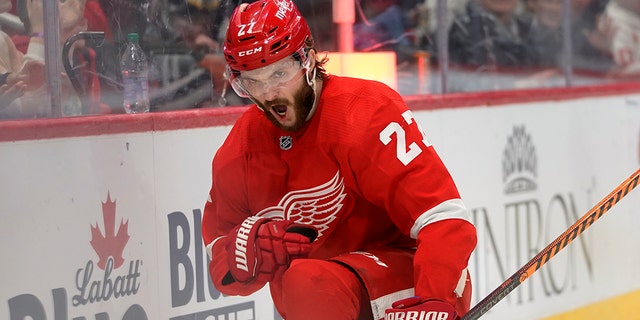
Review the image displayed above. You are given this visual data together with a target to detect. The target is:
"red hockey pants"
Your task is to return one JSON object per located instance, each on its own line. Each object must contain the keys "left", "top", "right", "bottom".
{"left": 271, "top": 259, "right": 375, "bottom": 320}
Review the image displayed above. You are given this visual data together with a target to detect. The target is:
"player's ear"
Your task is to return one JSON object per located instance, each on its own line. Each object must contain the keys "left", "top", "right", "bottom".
{"left": 305, "top": 49, "right": 317, "bottom": 71}
{"left": 309, "top": 49, "right": 316, "bottom": 65}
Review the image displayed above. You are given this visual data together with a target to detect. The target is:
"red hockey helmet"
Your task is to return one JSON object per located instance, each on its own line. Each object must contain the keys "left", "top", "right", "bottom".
{"left": 223, "top": 0, "right": 312, "bottom": 72}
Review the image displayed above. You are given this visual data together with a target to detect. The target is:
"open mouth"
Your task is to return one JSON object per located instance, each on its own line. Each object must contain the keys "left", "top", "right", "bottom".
{"left": 272, "top": 104, "right": 288, "bottom": 118}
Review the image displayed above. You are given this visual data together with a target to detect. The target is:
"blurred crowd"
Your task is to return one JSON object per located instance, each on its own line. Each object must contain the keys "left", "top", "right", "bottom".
{"left": 354, "top": 0, "right": 640, "bottom": 92}
{"left": 1, "top": 0, "right": 639, "bottom": 118}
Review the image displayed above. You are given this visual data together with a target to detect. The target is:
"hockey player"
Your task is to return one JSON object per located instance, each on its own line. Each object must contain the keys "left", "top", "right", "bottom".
{"left": 201, "top": 0, "right": 477, "bottom": 319}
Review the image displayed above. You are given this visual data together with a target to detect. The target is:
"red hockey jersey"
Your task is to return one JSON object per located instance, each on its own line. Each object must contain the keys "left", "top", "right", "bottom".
{"left": 202, "top": 75, "right": 477, "bottom": 317}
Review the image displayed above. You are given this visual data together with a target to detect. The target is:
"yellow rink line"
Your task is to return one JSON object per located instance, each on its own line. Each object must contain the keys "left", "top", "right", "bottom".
{"left": 541, "top": 289, "right": 640, "bottom": 320}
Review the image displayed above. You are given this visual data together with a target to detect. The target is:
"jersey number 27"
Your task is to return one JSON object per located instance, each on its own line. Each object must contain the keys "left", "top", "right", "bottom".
{"left": 379, "top": 110, "right": 432, "bottom": 166}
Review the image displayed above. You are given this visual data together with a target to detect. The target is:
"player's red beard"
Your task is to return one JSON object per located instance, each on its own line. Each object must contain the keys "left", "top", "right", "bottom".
{"left": 256, "top": 79, "right": 315, "bottom": 132}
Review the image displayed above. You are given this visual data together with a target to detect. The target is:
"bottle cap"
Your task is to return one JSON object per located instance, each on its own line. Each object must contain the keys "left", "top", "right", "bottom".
{"left": 127, "top": 33, "right": 140, "bottom": 42}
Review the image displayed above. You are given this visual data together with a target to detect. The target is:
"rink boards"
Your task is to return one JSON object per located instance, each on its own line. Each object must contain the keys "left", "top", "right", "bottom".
{"left": 0, "top": 85, "right": 639, "bottom": 320}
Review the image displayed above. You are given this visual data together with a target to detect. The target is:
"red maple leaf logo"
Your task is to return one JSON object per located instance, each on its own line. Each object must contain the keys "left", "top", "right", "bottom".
{"left": 90, "top": 193, "right": 130, "bottom": 270}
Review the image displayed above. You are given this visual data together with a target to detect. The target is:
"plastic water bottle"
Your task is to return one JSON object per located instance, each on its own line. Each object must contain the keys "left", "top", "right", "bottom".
{"left": 121, "top": 33, "right": 150, "bottom": 113}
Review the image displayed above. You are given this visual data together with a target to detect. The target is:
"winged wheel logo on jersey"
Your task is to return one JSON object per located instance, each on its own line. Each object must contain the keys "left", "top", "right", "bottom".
{"left": 256, "top": 171, "right": 346, "bottom": 237}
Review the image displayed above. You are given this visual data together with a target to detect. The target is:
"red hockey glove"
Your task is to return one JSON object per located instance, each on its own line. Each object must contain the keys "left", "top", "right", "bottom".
{"left": 226, "top": 216, "right": 318, "bottom": 283}
{"left": 385, "top": 297, "right": 458, "bottom": 320}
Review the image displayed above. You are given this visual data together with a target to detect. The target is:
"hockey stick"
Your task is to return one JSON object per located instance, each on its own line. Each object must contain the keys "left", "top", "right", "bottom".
{"left": 461, "top": 168, "right": 640, "bottom": 320}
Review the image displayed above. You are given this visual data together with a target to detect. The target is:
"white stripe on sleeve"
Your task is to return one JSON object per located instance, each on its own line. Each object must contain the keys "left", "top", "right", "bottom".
{"left": 410, "top": 198, "right": 470, "bottom": 239}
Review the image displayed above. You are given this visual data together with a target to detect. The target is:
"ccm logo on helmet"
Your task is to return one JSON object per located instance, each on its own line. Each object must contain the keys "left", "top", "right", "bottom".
{"left": 239, "top": 47, "right": 263, "bottom": 56}
{"left": 386, "top": 311, "right": 449, "bottom": 320}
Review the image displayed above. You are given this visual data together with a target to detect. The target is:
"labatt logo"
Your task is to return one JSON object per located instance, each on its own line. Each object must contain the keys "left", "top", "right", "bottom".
{"left": 6, "top": 192, "right": 146, "bottom": 320}
{"left": 74, "top": 193, "right": 142, "bottom": 304}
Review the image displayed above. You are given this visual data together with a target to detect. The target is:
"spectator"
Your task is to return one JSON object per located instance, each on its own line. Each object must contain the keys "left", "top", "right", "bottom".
{"left": 522, "top": 0, "right": 614, "bottom": 72}
{"left": 569, "top": 0, "right": 614, "bottom": 73}
{"left": 598, "top": 0, "right": 640, "bottom": 78}
{"left": 166, "top": 0, "right": 229, "bottom": 106}
{"left": 5, "top": 0, "right": 112, "bottom": 116}
{"left": 142, "top": 0, "right": 245, "bottom": 109}
{"left": 202, "top": 0, "right": 477, "bottom": 319}
{"left": 448, "top": 0, "right": 536, "bottom": 68}
{"left": 0, "top": 0, "right": 46, "bottom": 117}
{"left": 51, "top": 0, "right": 115, "bottom": 115}
{"left": 33, "top": 0, "right": 120, "bottom": 115}
{"left": 525, "top": 0, "right": 564, "bottom": 67}
{"left": 354, "top": 0, "right": 416, "bottom": 62}
{"left": 59, "top": 0, "right": 118, "bottom": 114}
{"left": 407, "top": 0, "right": 468, "bottom": 50}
